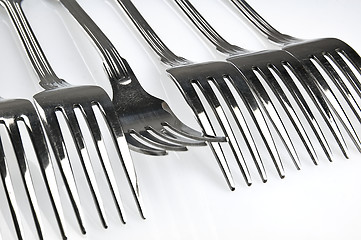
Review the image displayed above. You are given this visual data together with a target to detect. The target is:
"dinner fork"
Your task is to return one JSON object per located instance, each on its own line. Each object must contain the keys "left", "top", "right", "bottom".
{"left": 112, "top": 0, "right": 311, "bottom": 183}
{"left": 2, "top": 0, "right": 144, "bottom": 234}
{"left": 171, "top": 0, "right": 361, "bottom": 159}
{"left": 0, "top": 95, "right": 65, "bottom": 239}
{"left": 227, "top": 0, "right": 361, "bottom": 148}
{"left": 56, "top": 0, "right": 224, "bottom": 156}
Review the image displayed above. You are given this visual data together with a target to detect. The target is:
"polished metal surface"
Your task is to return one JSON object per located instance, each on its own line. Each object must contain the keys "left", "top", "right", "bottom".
{"left": 172, "top": 0, "right": 352, "bottom": 163}
{"left": 56, "top": 0, "right": 224, "bottom": 159}
{"left": 110, "top": 0, "right": 314, "bottom": 185}
{"left": 1, "top": 0, "right": 145, "bottom": 237}
{"left": 229, "top": 0, "right": 361, "bottom": 154}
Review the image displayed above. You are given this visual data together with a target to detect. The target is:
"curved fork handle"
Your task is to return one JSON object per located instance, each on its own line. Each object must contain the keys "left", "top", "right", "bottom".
{"left": 229, "top": 0, "right": 299, "bottom": 44}
{"left": 115, "top": 0, "right": 191, "bottom": 67}
{"left": 174, "top": 0, "right": 247, "bottom": 55}
{"left": 0, "top": 0, "right": 68, "bottom": 89}
{"left": 58, "top": 0, "right": 133, "bottom": 86}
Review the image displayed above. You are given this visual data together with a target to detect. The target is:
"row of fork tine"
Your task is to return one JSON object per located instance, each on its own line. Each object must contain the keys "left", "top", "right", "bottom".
{"left": 0, "top": 0, "right": 361, "bottom": 239}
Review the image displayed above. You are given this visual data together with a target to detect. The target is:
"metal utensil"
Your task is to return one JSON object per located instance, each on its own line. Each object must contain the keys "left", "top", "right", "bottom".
{"left": 113, "top": 0, "right": 309, "bottom": 184}
{"left": 227, "top": 0, "right": 361, "bottom": 152}
{"left": 2, "top": 0, "right": 144, "bottom": 234}
{"left": 171, "top": 0, "right": 361, "bottom": 159}
{"left": 56, "top": 0, "right": 223, "bottom": 158}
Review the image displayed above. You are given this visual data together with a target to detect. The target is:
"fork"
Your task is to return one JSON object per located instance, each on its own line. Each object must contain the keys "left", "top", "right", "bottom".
{"left": 171, "top": 0, "right": 361, "bottom": 159}
{"left": 0, "top": 95, "right": 65, "bottom": 239}
{"left": 56, "top": 0, "right": 224, "bottom": 158}
{"left": 227, "top": 0, "right": 361, "bottom": 150}
{"left": 112, "top": 0, "right": 310, "bottom": 183}
{"left": 2, "top": 0, "right": 144, "bottom": 234}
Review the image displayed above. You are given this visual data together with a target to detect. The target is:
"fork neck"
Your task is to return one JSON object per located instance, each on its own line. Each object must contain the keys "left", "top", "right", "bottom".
{"left": 59, "top": 0, "right": 134, "bottom": 87}
{"left": 1, "top": 0, "right": 69, "bottom": 90}
{"left": 116, "top": 0, "right": 193, "bottom": 67}
{"left": 229, "top": 0, "right": 301, "bottom": 45}
{"left": 174, "top": 0, "right": 249, "bottom": 56}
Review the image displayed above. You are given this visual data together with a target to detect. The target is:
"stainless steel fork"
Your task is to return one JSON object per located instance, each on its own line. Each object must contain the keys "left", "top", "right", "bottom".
{"left": 56, "top": 0, "right": 224, "bottom": 158}
{"left": 171, "top": 0, "right": 361, "bottom": 160}
{"left": 227, "top": 0, "right": 361, "bottom": 151}
{"left": 2, "top": 0, "right": 144, "bottom": 234}
{"left": 113, "top": 0, "right": 309, "bottom": 184}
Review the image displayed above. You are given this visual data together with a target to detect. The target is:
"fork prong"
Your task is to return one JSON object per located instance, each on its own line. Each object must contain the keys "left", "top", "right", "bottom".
{"left": 278, "top": 62, "right": 333, "bottom": 162}
{"left": 284, "top": 59, "right": 349, "bottom": 158}
{"left": 338, "top": 47, "right": 361, "bottom": 97}
{"left": 210, "top": 77, "right": 268, "bottom": 182}
{"left": 194, "top": 80, "right": 252, "bottom": 186}
{"left": 61, "top": 107, "right": 108, "bottom": 227}
{"left": 137, "top": 130, "right": 188, "bottom": 151}
{"left": 235, "top": 65, "right": 301, "bottom": 170}
{"left": 227, "top": 72, "right": 286, "bottom": 178}
{"left": 302, "top": 58, "right": 361, "bottom": 152}
{"left": 315, "top": 53, "right": 361, "bottom": 124}
{"left": 26, "top": 112, "right": 67, "bottom": 238}
{"left": 0, "top": 137, "right": 24, "bottom": 240}
{"left": 80, "top": 103, "right": 127, "bottom": 223}
{"left": 168, "top": 71, "right": 235, "bottom": 190}
{"left": 6, "top": 120, "right": 44, "bottom": 239}
{"left": 261, "top": 65, "right": 319, "bottom": 165}
{"left": 148, "top": 127, "right": 207, "bottom": 146}
{"left": 35, "top": 105, "right": 87, "bottom": 234}
{"left": 126, "top": 133, "right": 168, "bottom": 156}
{"left": 99, "top": 104, "right": 146, "bottom": 219}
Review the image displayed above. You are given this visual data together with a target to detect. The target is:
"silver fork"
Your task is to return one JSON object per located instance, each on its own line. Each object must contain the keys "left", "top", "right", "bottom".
{"left": 114, "top": 0, "right": 308, "bottom": 183}
{"left": 2, "top": 0, "right": 144, "bottom": 234}
{"left": 227, "top": 0, "right": 361, "bottom": 151}
{"left": 56, "top": 0, "right": 223, "bottom": 158}
{"left": 171, "top": 0, "right": 361, "bottom": 159}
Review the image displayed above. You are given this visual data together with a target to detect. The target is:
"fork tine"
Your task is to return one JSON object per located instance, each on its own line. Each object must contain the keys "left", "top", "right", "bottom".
{"left": 0, "top": 137, "right": 24, "bottom": 240}
{"left": 261, "top": 65, "right": 319, "bottom": 165}
{"left": 26, "top": 110, "right": 67, "bottom": 238}
{"left": 161, "top": 103, "right": 226, "bottom": 142}
{"left": 225, "top": 73, "right": 286, "bottom": 178}
{"left": 100, "top": 104, "right": 146, "bottom": 219}
{"left": 126, "top": 133, "right": 168, "bottom": 156}
{"left": 6, "top": 120, "right": 44, "bottom": 239}
{"left": 137, "top": 130, "right": 188, "bottom": 151}
{"left": 168, "top": 73, "right": 235, "bottom": 190}
{"left": 276, "top": 62, "right": 333, "bottom": 162}
{"left": 314, "top": 53, "right": 361, "bottom": 123}
{"left": 61, "top": 107, "right": 108, "bottom": 227}
{"left": 35, "top": 105, "right": 87, "bottom": 234}
{"left": 301, "top": 58, "right": 361, "bottom": 152}
{"left": 238, "top": 66, "right": 302, "bottom": 170}
{"left": 284, "top": 60, "right": 349, "bottom": 158}
{"left": 194, "top": 80, "right": 252, "bottom": 186}
{"left": 338, "top": 47, "right": 361, "bottom": 97}
{"left": 80, "top": 103, "right": 127, "bottom": 223}
{"left": 331, "top": 50, "right": 361, "bottom": 100}
{"left": 209, "top": 77, "right": 267, "bottom": 182}
{"left": 147, "top": 127, "right": 208, "bottom": 146}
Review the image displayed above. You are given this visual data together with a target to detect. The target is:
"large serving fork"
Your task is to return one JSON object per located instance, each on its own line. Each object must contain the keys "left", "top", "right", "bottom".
{"left": 114, "top": 0, "right": 308, "bottom": 183}
{"left": 171, "top": 0, "right": 361, "bottom": 159}
{"left": 2, "top": 0, "right": 144, "bottom": 235}
{"left": 228, "top": 0, "right": 361, "bottom": 150}
{"left": 56, "top": 0, "right": 222, "bottom": 158}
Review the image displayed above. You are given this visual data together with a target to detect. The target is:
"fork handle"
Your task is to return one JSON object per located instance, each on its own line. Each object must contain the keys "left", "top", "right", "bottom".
{"left": 116, "top": 0, "right": 192, "bottom": 67}
{"left": 174, "top": 0, "right": 248, "bottom": 55}
{"left": 59, "top": 0, "right": 132, "bottom": 84}
{"left": 1, "top": 0, "right": 68, "bottom": 89}
{"left": 229, "top": 0, "right": 299, "bottom": 44}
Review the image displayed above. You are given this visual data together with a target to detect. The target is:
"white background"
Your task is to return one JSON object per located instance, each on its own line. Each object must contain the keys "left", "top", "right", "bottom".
{"left": 0, "top": 0, "right": 360, "bottom": 239}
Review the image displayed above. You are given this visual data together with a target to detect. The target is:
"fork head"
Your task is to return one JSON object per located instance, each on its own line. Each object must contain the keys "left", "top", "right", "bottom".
{"left": 110, "top": 61, "right": 225, "bottom": 156}
{"left": 0, "top": 97, "right": 65, "bottom": 239}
